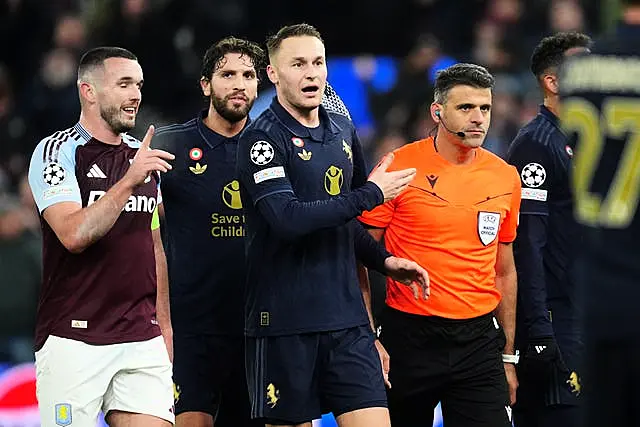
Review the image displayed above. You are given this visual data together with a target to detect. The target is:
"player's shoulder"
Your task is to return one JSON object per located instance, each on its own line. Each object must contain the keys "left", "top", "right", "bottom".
{"left": 326, "top": 110, "right": 355, "bottom": 132}
{"left": 31, "top": 125, "right": 89, "bottom": 167}
{"left": 241, "top": 109, "right": 287, "bottom": 145}
{"left": 153, "top": 118, "right": 199, "bottom": 150}
{"left": 516, "top": 114, "right": 556, "bottom": 147}
{"left": 155, "top": 118, "right": 199, "bottom": 138}
{"left": 507, "top": 116, "right": 557, "bottom": 162}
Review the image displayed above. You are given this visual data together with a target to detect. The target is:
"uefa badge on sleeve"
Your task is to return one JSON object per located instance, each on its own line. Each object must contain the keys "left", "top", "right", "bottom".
{"left": 43, "top": 163, "right": 66, "bottom": 186}
{"left": 250, "top": 141, "right": 275, "bottom": 166}
{"left": 521, "top": 163, "right": 546, "bottom": 188}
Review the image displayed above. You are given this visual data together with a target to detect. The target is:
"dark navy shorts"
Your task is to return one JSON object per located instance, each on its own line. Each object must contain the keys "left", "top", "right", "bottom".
{"left": 246, "top": 325, "right": 387, "bottom": 424}
{"left": 173, "top": 334, "right": 261, "bottom": 427}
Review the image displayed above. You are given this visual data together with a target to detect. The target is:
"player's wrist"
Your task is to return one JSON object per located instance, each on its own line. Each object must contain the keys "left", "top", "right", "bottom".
{"left": 119, "top": 173, "right": 138, "bottom": 191}
{"left": 363, "top": 181, "right": 384, "bottom": 206}
{"left": 502, "top": 350, "right": 520, "bottom": 364}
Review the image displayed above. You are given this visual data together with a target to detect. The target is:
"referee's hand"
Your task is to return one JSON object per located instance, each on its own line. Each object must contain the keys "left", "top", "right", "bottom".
{"left": 368, "top": 153, "right": 417, "bottom": 202}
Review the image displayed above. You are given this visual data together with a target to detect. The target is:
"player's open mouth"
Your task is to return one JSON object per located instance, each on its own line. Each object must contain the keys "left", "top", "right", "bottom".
{"left": 301, "top": 86, "right": 320, "bottom": 96}
{"left": 122, "top": 107, "right": 137, "bottom": 117}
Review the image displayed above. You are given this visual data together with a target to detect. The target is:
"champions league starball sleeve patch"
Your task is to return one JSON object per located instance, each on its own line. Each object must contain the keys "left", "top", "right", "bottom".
{"left": 43, "top": 163, "right": 67, "bottom": 186}
{"left": 520, "top": 162, "right": 547, "bottom": 188}
{"left": 250, "top": 141, "right": 275, "bottom": 166}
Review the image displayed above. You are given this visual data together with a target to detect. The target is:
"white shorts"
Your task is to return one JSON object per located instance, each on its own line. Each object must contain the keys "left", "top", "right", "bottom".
{"left": 35, "top": 335, "right": 174, "bottom": 427}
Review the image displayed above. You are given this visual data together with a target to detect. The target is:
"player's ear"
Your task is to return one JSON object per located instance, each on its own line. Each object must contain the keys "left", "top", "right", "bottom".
{"left": 79, "top": 80, "right": 97, "bottom": 104}
{"left": 200, "top": 77, "right": 212, "bottom": 97}
{"left": 543, "top": 73, "right": 559, "bottom": 95}
{"left": 267, "top": 64, "right": 278, "bottom": 85}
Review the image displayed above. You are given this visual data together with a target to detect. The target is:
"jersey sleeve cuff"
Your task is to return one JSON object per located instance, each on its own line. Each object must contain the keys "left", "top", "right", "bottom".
{"left": 362, "top": 181, "right": 384, "bottom": 207}
{"left": 37, "top": 192, "right": 82, "bottom": 213}
{"left": 358, "top": 216, "right": 389, "bottom": 229}
{"left": 253, "top": 188, "right": 295, "bottom": 206}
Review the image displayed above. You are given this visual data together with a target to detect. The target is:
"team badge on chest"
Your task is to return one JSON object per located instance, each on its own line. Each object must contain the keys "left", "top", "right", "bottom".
{"left": 477, "top": 211, "right": 500, "bottom": 246}
{"left": 189, "top": 148, "right": 203, "bottom": 161}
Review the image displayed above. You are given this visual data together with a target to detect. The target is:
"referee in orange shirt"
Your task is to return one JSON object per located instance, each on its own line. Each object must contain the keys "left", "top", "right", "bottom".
{"left": 360, "top": 63, "right": 521, "bottom": 427}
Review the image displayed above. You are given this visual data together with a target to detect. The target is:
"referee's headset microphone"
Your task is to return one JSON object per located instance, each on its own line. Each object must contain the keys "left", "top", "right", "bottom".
{"left": 435, "top": 110, "right": 466, "bottom": 138}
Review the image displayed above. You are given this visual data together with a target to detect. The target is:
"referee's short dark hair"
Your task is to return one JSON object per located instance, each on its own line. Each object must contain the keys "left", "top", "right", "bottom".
{"left": 530, "top": 32, "right": 592, "bottom": 80}
{"left": 200, "top": 37, "right": 265, "bottom": 81}
{"left": 266, "top": 23, "right": 323, "bottom": 59}
{"left": 434, "top": 63, "right": 495, "bottom": 104}
{"left": 78, "top": 47, "right": 137, "bottom": 79}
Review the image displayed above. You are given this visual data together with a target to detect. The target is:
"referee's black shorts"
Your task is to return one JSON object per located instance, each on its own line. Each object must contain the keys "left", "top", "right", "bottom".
{"left": 380, "top": 307, "right": 512, "bottom": 427}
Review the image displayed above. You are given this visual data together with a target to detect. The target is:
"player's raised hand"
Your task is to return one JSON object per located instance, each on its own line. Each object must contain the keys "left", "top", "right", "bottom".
{"left": 384, "top": 256, "right": 430, "bottom": 300}
{"left": 125, "top": 125, "right": 175, "bottom": 187}
{"left": 367, "top": 153, "right": 417, "bottom": 202}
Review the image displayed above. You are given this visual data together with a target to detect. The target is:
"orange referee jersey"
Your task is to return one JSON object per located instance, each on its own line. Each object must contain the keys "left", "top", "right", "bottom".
{"left": 360, "top": 137, "right": 521, "bottom": 319}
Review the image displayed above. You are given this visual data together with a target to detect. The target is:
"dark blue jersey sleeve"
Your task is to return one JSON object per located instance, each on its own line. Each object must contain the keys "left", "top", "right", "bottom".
{"left": 237, "top": 128, "right": 294, "bottom": 203}
{"left": 351, "top": 128, "right": 368, "bottom": 189}
{"left": 255, "top": 183, "right": 383, "bottom": 241}
{"left": 349, "top": 128, "right": 390, "bottom": 272}
{"left": 352, "top": 220, "right": 390, "bottom": 274}
{"left": 513, "top": 214, "right": 554, "bottom": 337}
{"left": 241, "top": 128, "right": 384, "bottom": 240}
{"left": 507, "top": 133, "right": 557, "bottom": 338}
{"left": 508, "top": 133, "right": 556, "bottom": 215}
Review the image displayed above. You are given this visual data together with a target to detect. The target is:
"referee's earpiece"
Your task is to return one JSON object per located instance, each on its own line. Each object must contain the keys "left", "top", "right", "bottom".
{"left": 435, "top": 110, "right": 441, "bottom": 121}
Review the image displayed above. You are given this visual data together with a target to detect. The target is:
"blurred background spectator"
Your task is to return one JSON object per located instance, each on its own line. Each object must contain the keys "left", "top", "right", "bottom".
{"left": 0, "top": 0, "right": 622, "bottom": 363}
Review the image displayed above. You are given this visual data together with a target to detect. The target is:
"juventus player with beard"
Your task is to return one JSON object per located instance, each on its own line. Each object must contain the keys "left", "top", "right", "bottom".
{"left": 151, "top": 37, "right": 265, "bottom": 427}
{"left": 28, "top": 47, "right": 175, "bottom": 427}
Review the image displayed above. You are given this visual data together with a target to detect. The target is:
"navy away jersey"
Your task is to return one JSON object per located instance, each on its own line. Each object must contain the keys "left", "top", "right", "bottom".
{"left": 236, "top": 98, "right": 375, "bottom": 337}
{"left": 153, "top": 112, "right": 247, "bottom": 336}
{"left": 561, "top": 23, "right": 640, "bottom": 332}
{"left": 507, "top": 105, "right": 582, "bottom": 338}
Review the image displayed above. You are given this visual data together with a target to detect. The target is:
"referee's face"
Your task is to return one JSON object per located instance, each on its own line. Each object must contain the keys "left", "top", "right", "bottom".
{"left": 441, "top": 85, "right": 492, "bottom": 149}
{"left": 96, "top": 57, "right": 143, "bottom": 134}
{"left": 270, "top": 36, "right": 327, "bottom": 112}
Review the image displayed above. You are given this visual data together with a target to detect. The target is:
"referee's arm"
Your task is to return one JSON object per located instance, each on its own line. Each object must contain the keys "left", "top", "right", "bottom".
{"left": 495, "top": 242, "right": 517, "bottom": 355}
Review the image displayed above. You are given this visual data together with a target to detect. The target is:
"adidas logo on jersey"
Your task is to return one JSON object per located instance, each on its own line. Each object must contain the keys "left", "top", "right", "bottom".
{"left": 87, "top": 190, "right": 157, "bottom": 213}
{"left": 535, "top": 345, "right": 547, "bottom": 354}
{"left": 87, "top": 164, "right": 107, "bottom": 178}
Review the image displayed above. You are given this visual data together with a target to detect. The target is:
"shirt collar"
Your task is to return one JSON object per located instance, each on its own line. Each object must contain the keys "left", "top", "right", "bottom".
{"left": 539, "top": 104, "right": 559, "bottom": 126}
{"left": 197, "top": 109, "right": 249, "bottom": 148}
{"left": 73, "top": 122, "right": 92, "bottom": 141}
{"left": 269, "top": 97, "right": 342, "bottom": 141}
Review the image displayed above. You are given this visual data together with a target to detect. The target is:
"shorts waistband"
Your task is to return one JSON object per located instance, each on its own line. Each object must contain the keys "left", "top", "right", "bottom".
{"left": 385, "top": 307, "right": 495, "bottom": 327}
